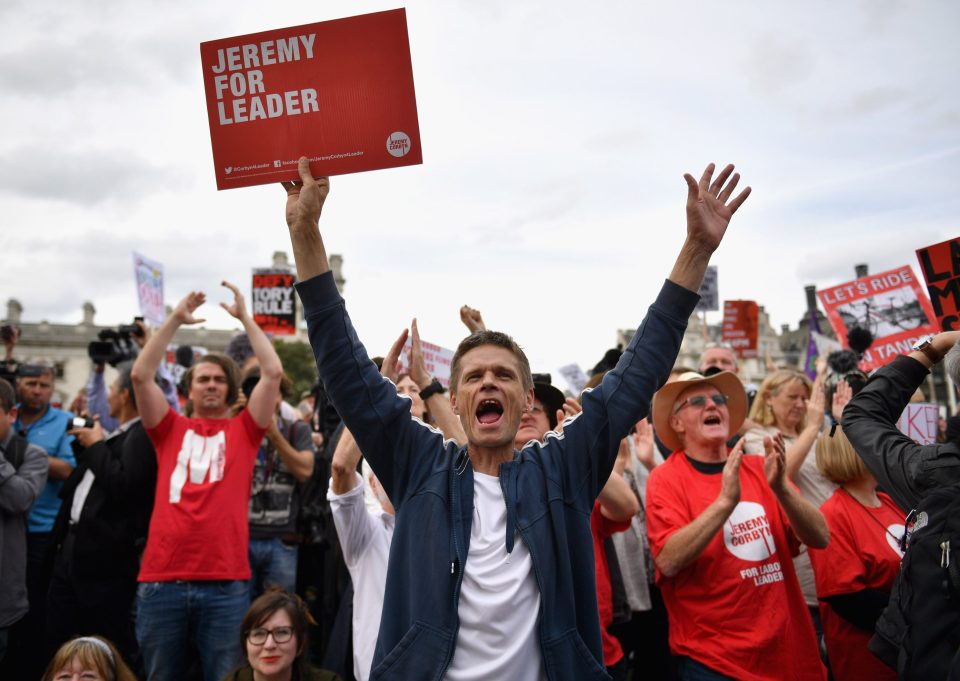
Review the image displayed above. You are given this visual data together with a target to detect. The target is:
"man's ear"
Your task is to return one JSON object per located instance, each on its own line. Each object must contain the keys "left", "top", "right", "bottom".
{"left": 526, "top": 388, "right": 535, "bottom": 412}
{"left": 669, "top": 413, "right": 685, "bottom": 436}
{"left": 449, "top": 390, "right": 459, "bottom": 416}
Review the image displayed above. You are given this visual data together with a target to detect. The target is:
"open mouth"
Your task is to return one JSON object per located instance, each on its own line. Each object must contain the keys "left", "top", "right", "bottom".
{"left": 476, "top": 399, "right": 504, "bottom": 425}
{"left": 703, "top": 415, "right": 722, "bottom": 426}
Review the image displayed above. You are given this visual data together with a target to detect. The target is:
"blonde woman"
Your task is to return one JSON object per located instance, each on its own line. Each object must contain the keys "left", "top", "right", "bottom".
{"left": 808, "top": 427, "right": 903, "bottom": 681}
{"left": 42, "top": 636, "right": 137, "bottom": 681}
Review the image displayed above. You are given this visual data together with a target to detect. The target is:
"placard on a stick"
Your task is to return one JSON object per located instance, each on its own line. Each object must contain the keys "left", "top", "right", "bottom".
{"left": 817, "top": 265, "right": 937, "bottom": 371}
{"left": 916, "top": 237, "right": 960, "bottom": 330}
{"left": 200, "top": 9, "right": 422, "bottom": 190}
{"left": 721, "top": 300, "right": 759, "bottom": 359}
{"left": 252, "top": 269, "right": 296, "bottom": 335}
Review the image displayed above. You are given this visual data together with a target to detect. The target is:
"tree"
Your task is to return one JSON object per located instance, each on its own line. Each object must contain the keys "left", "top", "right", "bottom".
{"left": 274, "top": 339, "right": 318, "bottom": 403}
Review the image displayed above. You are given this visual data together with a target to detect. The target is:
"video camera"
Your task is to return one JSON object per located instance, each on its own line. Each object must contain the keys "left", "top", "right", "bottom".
{"left": 87, "top": 318, "right": 145, "bottom": 367}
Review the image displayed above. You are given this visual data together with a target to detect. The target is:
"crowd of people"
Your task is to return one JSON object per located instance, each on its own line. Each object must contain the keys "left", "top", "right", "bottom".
{"left": 1, "top": 160, "right": 958, "bottom": 681}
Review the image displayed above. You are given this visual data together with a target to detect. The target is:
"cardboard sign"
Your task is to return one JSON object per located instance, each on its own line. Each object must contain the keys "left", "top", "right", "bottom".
{"left": 897, "top": 402, "right": 939, "bottom": 445}
{"left": 557, "top": 363, "right": 589, "bottom": 396}
{"left": 817, "top": 265, "right": 938, "bottom": 371}
{"left": 133, "top": 252, "right": 165, "bottom": 325}
{"left": 722, "top": 300, "right": 759, "bottom": 359}
{"left": 395, "top": 336, "right": 455, "bottom": 389}
{"left": 916, "top": 237, "right": 960, "bottom": 330}
{"left": 695, "top": 266, "right": 719, "bottom": 313}
{"left": 252, "top": 269, "right": 296, "bottom": 335}
{"left": 200, "top": 9, "right": 422, "bottom": 190}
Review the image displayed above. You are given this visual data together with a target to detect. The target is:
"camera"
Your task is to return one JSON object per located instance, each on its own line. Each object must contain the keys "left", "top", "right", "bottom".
{"left": 87, "top": 318, "right": 144, "bottom": 367}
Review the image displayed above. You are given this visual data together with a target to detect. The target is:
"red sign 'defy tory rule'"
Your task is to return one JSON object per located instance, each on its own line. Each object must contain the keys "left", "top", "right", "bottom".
{"left": 200, "top": 8, "right": 422, "bottom": 190}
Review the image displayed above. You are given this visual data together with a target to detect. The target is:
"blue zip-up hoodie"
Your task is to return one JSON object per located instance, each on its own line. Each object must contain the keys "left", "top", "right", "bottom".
{"left": 298, "top": 272, "right": 697, "bottom": 681}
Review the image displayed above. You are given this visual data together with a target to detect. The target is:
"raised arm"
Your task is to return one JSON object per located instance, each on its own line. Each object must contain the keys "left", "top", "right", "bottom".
{"left": 219, "top": 281, "right": 282, "bottom": 428}
{"left": 132, "top": 292, "right": 205, "bottom": 428}
{"left": 784, "top": 378, "right": 825, "bottom": 481}
{"left": 653, "top": 440, "right": 744, "bottom": 578}
{"left": 408, "top": 319, "right": 467, "bottom": 445}
{"left": 764, "top": 433, "right": 829, "bottom": 548}
{"left": 669, "top": 163, "right": 751, "bottom": 292}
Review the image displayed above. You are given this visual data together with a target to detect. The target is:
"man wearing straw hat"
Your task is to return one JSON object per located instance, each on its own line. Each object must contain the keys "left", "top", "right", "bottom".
{"left": 646, "top": 370, "right": 829, "bottom": 681}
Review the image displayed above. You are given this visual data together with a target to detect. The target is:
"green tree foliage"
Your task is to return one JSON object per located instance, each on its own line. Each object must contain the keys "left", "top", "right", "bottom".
{"left": 274, "top": 339, "right": 318, "bottom": 402}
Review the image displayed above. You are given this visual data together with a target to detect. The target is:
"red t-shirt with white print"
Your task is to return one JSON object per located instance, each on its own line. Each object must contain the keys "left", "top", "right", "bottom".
{"left": 646, "top": 453, "right": 825, "bottom": 681}
{"left": 808, "top": 490, "right": 903, "bottom": 681}
{"left": 139, "top": 408, "right": 265, "bottom": 581}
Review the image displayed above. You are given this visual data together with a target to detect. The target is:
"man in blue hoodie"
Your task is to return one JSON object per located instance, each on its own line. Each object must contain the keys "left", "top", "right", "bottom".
{"left": 282, "top": 158, "right": 750, "bottom": 681}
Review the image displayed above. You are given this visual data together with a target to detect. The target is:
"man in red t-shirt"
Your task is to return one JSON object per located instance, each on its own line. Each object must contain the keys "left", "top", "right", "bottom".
{"left": 131, "top": 281, "right": 282, "bottom": 681}
{"left": 647, "top": 371, "right": 829, "bottom": 681}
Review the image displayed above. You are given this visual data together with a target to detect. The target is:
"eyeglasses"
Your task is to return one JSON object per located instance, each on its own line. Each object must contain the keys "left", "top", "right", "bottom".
{"left": 673, "top": 394, "right": 729, "bottom": 414}
{"left": 247, "top": 626, "right": 294, "bottom": 645}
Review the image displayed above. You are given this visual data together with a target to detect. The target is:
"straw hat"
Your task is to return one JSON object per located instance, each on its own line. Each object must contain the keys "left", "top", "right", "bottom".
{"left": 651, "top": 371, "right": 747, "bottom": 452}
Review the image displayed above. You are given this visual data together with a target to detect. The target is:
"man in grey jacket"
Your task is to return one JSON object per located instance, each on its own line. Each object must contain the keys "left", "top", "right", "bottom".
{"left": 0, "top": 377, "right": 47, "bottom": 662}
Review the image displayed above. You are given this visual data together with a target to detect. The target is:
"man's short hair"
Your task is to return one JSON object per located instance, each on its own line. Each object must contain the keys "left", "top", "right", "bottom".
{"left": 815, "top": 426, "right": 868, "bottom": 484}
{"left": 0, "top": 378, "right": 15, "bottom": 412}
{"left": 183, "top": 353, "right": 240, "bottom": 405}
{"left": 115, "top": 361, "right": 138, "bottom": 412}
{"left": 18, "top": 364, "right": 55, "bottom": 379}
{"left": 450, "top": 330, "right": 533, "bottom": 392}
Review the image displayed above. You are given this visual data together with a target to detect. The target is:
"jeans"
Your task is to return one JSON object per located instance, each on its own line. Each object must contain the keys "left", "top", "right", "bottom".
{"left": 248, "top": 537, "right": 298, "bottom": 599}
{"left": 135, "top": 580, "right": 249, "bottom": 681}
{"left": 676, "top": 656, "right": 735, "bottom": 681}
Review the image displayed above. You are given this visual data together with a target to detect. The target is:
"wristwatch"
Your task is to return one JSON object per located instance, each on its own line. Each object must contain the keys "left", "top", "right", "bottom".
{"left": 418, "top": 378, "right": 445, "bottom": 400}
{"left": 912, "top": 334, "right": 941, "bottom": 364}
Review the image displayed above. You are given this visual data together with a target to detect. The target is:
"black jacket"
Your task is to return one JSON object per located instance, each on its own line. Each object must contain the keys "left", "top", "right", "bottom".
{"left": 51, "top": 418, "right": 157, "bottom": 585}
{"left": 842, "top": 354, "right": 960, "bottom": 679}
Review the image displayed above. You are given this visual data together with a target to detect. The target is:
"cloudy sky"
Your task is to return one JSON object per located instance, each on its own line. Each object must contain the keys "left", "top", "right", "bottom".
{"left": 1, "top": 0, "right": 958, "bottom": 376}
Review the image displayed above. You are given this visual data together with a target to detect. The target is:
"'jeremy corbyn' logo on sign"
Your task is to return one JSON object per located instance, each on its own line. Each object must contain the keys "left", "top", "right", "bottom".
{"left": 723, "top": 501, "right": 776, "bottom": 561}
{"left": 170, "top": 430, "right": 227, "bottom": 503}
{"left": 386, "top": 131, "right": 411, "bottom": 158}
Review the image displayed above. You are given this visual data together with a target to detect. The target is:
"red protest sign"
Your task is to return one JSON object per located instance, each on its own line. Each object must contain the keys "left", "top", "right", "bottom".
{"left": 200, "top": 9, "right": 422, "bottom": 190}
{"left": 721, "top": 300, "right": 759, "bottom": 359}
{"left": 916, "top": 237, "right": 960, "bottom": 331}
{"left": 817, "top": 265, "right": 937, "bottom": 371}
{"left": 252, "top": 269, "right": 296, "bottom": 335}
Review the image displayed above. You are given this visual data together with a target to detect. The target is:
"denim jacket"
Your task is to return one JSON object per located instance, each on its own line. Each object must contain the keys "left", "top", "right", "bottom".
{"left": 297, "top": 272, "right": 696, "bottom": 681}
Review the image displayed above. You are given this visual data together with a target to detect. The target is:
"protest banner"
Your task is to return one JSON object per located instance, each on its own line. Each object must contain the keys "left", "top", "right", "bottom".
{"left": 252, "top": 269, "right": 296, "bottom": 335}
{"left": 556, "top": 363, "right": 589, "bottom": 396}
{"left": 817, "top": 265, "right": 938, "bottom": 371}
{"left": 395, "top": 336, "right": 454, "bottom": 389}
{"left": 695, "top": 265, "right": 719, "bottom": 313}
{"left": 200, "top": 9, "right": 422, "bottom": 190}
{"left": 897, "top": 402, "right": 939, "bottom": 445}
{"left": 916, "top": 237, "right": 960, "bottom": 330}
{"left": 722, "top": 300, "right": 759, "bottom": 359}
{"left": 132, "top": 252, "right": 164, "bottom": 325}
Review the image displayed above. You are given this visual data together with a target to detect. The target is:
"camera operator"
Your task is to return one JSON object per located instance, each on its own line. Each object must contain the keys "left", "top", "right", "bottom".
{"left": 43, "top": 362, "right": 157, "bottom": 673}
{"left": 842, "top": 330, "right": 960, "bottom": 678}
{"left": 86, "top": 319, "right": 181, "bottom": 433}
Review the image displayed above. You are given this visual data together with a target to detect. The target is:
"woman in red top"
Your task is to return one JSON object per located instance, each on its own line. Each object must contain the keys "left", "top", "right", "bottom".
{"left": 808, "top": 426, "right": 904, "bottom": 681}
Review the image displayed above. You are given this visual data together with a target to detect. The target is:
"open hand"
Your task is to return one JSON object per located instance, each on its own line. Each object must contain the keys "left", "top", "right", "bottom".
{"left": 763, "top": 432, "right": 787, "bottom": 493}
{"left": 832, "top": 379, "right": 853, "bottom": 422}
{"left": 174, "top": 291, "right": 207, "bottom": 325}
{"left": 683, "top": 163, "right": 752, "bottom": 254}
{"left": 719, "top": 438, "right": 745, "bottom": 508}
{"left": 381, "top": 328, "right": 408, "bottom": 384}
{"left": 219, "top": 281, "right": 249, "bottom": 321}
{"left": 633, "top": 418, "right": 657, "bottom": 471}
{"left": 409, "top": 319, "right": 433, "bottom": 390}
